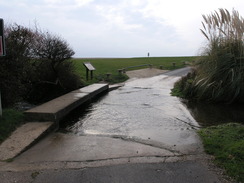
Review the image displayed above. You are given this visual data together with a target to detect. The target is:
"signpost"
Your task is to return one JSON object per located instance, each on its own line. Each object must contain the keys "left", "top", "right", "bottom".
{"left": 0, "top": 36, "right": 3, "bottom": 56}
{"left": 0, "top": 18, "right": 5, "bottom": 116}
{"left": 83, "top": 62, "right": 96, "bottom": 80}
{"left": 0, "top": 19, "right": 5, "bottom": 56}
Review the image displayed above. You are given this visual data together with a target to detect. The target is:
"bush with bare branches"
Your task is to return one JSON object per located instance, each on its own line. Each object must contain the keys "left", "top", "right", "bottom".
{"left": 0, "top": 23, "right": 82, "bottom": 106}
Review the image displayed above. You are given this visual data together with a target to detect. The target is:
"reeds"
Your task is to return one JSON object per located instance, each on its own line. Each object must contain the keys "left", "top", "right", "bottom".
{"left": 201, "top": 9, "right": 244, "bottom": 41}
{"left": 191, "top": 9, "right": 244, "bottom": 103}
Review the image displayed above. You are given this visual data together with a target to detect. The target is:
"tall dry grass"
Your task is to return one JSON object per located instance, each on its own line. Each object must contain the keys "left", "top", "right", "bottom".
{"left": 182, "top": 9, "right": 244, "bottom": 103}
{"left": 201, "top": 9, "right": 244, "bottom": 42}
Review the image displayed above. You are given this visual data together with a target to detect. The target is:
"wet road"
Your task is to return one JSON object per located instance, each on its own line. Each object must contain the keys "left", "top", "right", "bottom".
{"left": 1, "top": 67, "right": 227, "bottom": 183}
{"left": 64, "top": 67, "right": 201, "bottom": 154}
{"left": 7, "top": 67, "right": 203, "bottom": 166}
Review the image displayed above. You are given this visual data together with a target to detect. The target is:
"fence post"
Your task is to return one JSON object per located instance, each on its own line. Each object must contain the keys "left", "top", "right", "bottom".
{"left": 106, "top": 73, "right": 111, "bottom": 80}
{"left": 118, "top": 69, "right": 123, "bottom": 74}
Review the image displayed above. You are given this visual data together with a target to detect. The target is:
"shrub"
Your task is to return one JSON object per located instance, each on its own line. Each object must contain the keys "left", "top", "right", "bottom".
{"left": 173, "top": 9, "right": 244, "bottom": 104}
{"left": 171, "top": 69, "right": 196, "bottom": 98}
{"left": 195, "top": 9, "right": 244, "bottom": 103}
{"left": 26, "top": 60, "right": 83, "bottom": 103}
{"left": 26, "top": 31, "right": 83, "bottom": 103}
{"left": 0, "top": 23, "right": 83, "bottom": 106}
{"left": 0, "top": 24, "right": 36, "bottom": 107}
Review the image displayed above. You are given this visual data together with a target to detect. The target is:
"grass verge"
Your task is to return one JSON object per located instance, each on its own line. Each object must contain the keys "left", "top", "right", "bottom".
{"left": 72, "top": 57, "right": 197, "bottom": 84}
{"left": 0, "top": 109, "right": 24, "bottom": 143}
{"left": 198, "top": 123, "right": 244, "bottom": 182}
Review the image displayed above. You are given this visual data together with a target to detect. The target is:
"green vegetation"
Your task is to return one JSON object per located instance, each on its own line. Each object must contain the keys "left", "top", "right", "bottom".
{"left": 171, "top": 71, "right": 196, "bottom": 98}
{"left": 0, "top": 23, "right": 195, "bottom": 106}
{"left": 0, "top": 56, "right": 194, "bottom": 143}
{"left": 0, "top": 23, "right": 81, "bottom": 107}
{"left": 198, "top": 123, "right": 244, "bottom": 182}
{"left": 73, "top": 56, "right": 196, "bottom": 84}
{"left": 172, "top": 9, "right": 244, "bottom": 104}
{"left": 0, "top": 109, "right": 24, "bottom": 143}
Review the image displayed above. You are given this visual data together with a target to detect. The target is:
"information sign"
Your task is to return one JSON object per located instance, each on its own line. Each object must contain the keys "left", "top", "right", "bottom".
{"left": 83, "top": 62, "right": 96, "bottom": 80}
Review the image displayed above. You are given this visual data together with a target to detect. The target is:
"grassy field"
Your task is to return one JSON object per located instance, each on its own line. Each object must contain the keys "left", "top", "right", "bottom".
{"left": 72, "top": 56, "right": 197, "bottom": 84}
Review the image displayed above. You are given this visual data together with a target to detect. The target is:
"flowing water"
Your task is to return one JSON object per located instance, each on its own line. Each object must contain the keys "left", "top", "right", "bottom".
{"left": 60, "top": 67, "right": 244, "bottom": 153}
{"left": 60, "top": 68, "right": 203, "bottom": 153}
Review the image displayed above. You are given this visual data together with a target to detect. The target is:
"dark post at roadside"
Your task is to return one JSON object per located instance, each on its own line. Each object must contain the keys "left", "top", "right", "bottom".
{"left": 0, "top": 18, "right": 5, "bottom": 117}
{"left": 0, "top": 19, "right": 5, "bottom": 56}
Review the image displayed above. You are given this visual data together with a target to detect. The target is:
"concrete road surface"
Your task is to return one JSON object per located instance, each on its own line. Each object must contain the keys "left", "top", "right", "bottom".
{"left": 0, "top": 67, "right": 232, "bottom": 183}
{"left": 0, "top": 161, "right": 223, "bottom": 183}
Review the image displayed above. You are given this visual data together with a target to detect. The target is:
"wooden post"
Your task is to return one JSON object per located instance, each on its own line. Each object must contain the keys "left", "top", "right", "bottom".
{"left": 118, "top": 69, "right": 123, "bottom": 74}
{"left": 91, "top": 70, "right": 93, "bottom": 80}
{"left": 106, "top": 73, "right": 111, "bottom": 80}
{"left": 86, "top": 68, "right": 89, "bottom": 80}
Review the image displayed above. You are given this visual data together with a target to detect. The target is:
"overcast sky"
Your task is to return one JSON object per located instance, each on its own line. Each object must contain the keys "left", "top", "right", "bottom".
{"left": 1, "top": 0, "right": 244, "bottom": 58}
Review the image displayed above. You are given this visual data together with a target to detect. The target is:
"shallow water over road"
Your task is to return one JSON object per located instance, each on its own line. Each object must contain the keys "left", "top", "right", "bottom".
{"left": 61, "top": 68, "right": 202, "bottom": 154}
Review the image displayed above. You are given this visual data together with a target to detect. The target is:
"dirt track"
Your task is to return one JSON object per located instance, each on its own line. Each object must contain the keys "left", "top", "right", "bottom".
{"left": 126, "top": 68, "right": 168, "bottom": 78}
